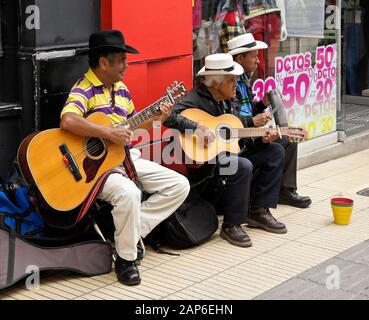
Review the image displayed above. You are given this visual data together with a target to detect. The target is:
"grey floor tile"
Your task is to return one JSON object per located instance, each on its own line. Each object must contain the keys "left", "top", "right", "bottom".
{"left": 338, "top": 240, "right": 369, "bottom": 266}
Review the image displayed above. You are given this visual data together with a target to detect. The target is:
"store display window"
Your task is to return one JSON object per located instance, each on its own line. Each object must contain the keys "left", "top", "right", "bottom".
{"left": 192, "top": 0, "right": 339, "bottom": 139}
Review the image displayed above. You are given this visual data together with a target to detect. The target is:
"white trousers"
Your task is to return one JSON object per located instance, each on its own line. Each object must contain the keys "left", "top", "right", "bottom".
{"left": 97, "top": 149, "right": 190, "bottom": 261}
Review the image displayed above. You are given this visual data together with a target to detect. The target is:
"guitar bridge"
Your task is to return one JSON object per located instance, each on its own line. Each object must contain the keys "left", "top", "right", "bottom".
{"left": 59, "top": 144, "right": 82, "bottom": 182}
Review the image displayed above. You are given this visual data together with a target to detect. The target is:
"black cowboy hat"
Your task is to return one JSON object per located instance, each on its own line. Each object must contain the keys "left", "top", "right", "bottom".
{"left": 78, "top": 30, "right": 139, "bottom": 55}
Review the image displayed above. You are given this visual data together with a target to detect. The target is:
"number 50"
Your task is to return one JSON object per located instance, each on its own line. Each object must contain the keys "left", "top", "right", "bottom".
{"left": 282, "top": 73, "right": 310, "bottom": 108}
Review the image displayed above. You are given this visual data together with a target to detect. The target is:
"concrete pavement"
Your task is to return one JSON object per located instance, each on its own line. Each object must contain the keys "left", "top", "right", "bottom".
{"left": 1, "top": 147, "right": 369, "bottom": 300}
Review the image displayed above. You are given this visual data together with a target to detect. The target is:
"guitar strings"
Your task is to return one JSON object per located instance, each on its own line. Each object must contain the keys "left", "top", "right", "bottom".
{"left": 38, "top": 122, "right": 303, "bottom": 187}
{"left": 65, "top": 123, "right": 303, "bottom": 171}
{"left": 36, "top": 115, "right": 149, "bottom": 186}
{"left": 77, "top": 126, "right": 303, "bottom": 163}
{"left": 73, "top": 84, "right": 187, "bottom": 159}
{"left": 53, "top": 89, "right": 179, "bottom": 173}
{"left": 83, "top": 123, "right": 303, "bottom": 156}
{"left": 67, "top": 110, "right": 156, "bottom": 161}
{"left": 35, "top": 85, "right": 187, "bottom": 200}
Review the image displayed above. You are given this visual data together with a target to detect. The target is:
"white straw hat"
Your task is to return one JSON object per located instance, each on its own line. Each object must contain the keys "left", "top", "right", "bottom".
{"left": 196, "top": 53, "right": 244, "bottom": 77}
{"left": 227, "top": 33, "right": 268, "bottom": 56}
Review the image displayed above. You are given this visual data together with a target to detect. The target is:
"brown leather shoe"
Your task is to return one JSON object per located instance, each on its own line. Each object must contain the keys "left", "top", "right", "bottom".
{"left": 246, "top": 207, "right": 287, "bottom": 234}
{"left": 220, "top": 224, "right": 252, "bottom": 247}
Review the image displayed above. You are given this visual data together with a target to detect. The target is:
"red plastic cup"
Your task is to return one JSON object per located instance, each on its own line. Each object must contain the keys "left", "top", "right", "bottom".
{"left": 331, "top": 197, "right": 354, "bottom": 225}
{"left": 331, "top": 197, "right": 354, "bottom": 207}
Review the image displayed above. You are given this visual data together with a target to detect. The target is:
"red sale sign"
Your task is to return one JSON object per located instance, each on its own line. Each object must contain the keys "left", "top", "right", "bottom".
{"left": 252, "top": 44, "right": 337, "bottom": 139}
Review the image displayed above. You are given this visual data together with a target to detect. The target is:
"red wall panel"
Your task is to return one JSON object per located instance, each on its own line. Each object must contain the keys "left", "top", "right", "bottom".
{"left": 124, "top": 55, "right": 193, "bottom": 111}
{"left": 122, "top": 62, "right": 148, "bottom": 110}
{"left": 102, "top": 0, "right": 192, "bottom": 63}
{"left": 101, "top": 0, "right": 112, "bottom": 30}
{"left": 124, "top": 56, "right": 193, "bottom": 174}
{"left": 101, "top": 0, "right": 193, "bottom": 173}
{"left": 101, "top": 0, "right": 193, "bottom": 107}
{"left": 146, "top": 56, "right": 193, "bottom": 107}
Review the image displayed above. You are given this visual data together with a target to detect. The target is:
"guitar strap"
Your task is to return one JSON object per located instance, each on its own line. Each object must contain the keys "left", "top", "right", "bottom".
{"left": 122, "top": 145, "right": 138, "bottom": 183}
{"left": 111, "top": 88, "right": 139, "bottom": 183}
{"left": 75, "top": 145, "right": 140, "bottom": 225}
{"left": 66, "top": 116, "right": 139, "bottom": 225}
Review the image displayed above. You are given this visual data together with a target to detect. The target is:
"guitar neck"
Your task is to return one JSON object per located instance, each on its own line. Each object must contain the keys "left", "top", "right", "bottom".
{"left": 115, "top": 96, "right": 170, "bottom": 130}
{"left": 233, "top": 127, "right": 289, "bottom": 138}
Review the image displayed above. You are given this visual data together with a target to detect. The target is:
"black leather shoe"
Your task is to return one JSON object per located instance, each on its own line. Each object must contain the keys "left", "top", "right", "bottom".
{"left": 247, "top": 207, "right": 287, "bottom": 234}
{"left": 115, "top": 256, "right": 141, "bottom": 286}
{"left": 220, "top": 224, "right": 252, "bottom": 247}
{"left": 278, "top": 188, "right": 312, "bottom": 208}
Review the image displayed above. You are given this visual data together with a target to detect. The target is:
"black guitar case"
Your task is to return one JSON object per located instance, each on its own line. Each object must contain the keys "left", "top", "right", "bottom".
{"left": 0, "top": 226, "right": 113, "bottom": 290}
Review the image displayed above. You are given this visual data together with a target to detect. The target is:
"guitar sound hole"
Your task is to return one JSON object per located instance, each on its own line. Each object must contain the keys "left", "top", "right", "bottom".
{"left": 86, "top": 138, "right": 106, "bottom": 159}
{"left": 218, "top": 126, "right": 232, "bottom": 142}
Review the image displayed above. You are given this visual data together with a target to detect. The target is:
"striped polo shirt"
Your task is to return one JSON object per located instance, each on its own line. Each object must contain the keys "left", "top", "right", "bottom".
{"left": 61, "top": 68, "right": 136, "bottom": 125}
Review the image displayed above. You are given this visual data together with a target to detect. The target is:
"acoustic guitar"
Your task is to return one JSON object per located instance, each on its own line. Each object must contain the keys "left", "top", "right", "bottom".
{"left": 178, "top": 108, "right": 307, "bottom": 163}
{"left": 17, "top": 82, "right": 186, "bottom": 212}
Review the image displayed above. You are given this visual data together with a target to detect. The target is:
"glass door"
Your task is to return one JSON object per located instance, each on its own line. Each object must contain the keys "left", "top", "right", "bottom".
{"left": 341, "top": 0, "right": 369, "bottom": 136}
{"left": 343, "top": 0, "right": 369, "bottom": 104}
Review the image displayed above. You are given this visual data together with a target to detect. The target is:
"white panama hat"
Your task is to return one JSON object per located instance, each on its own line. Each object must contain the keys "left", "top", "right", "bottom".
{"left": 196, "top": 53, "right": 244, "bottom": 77}
{"left": 227, "top": 33, "right": 268, "bottom": 56}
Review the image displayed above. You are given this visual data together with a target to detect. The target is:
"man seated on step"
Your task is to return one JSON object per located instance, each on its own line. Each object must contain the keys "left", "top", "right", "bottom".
{"left": 227, "top": 33, "right": 312, "bottom": 208}
{"left": 164, "top": 53, "right": 287, "bottom": 248}
{"left": 60, "top": 30, "right": 190, "bottom": 286}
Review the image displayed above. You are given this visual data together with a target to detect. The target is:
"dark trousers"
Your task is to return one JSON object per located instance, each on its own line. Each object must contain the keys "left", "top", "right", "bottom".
{"left": 240, "top": 142, "right": 284, "bottom": 209}
{"left": 190, "top": 155, "right": 253, "bottom": 225}
{"left": 277, "top": 138, "right": 298, "bottom": 190}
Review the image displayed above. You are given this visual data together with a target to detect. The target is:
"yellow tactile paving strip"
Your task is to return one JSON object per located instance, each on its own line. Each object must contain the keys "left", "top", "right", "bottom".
{"left": 1, "top": 149, "right": 369, "bottom": 300}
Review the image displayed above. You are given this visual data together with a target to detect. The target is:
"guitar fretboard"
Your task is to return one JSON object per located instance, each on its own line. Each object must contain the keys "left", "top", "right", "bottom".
{"left": 232, "top": 127, "right": 290, "bottom": 138}
{"left": 114, "top": 96, "right": 171, "bottom": 130}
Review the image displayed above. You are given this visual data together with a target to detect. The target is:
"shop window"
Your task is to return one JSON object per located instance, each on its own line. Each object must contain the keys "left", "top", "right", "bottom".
{"left": 343, "top": 0, "right": 369, "bottom": 97}
{"left": 192, "top": 0, "right": 339, "bottom": 139}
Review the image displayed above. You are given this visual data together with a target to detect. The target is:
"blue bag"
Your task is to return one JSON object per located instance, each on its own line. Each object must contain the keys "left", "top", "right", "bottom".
{"left": 0, "top": 185, "right": 44, "bottom": 236}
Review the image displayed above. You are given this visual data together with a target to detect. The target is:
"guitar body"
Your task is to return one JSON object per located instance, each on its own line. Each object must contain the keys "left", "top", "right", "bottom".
{"left": 179, "top": 108, "right": 243, "bottom": 163}
{"left": 17, "top": 112, "right": 124, "bottom": 212}
{"left": 179, "top": 108, "right": 308, "bottom": 164}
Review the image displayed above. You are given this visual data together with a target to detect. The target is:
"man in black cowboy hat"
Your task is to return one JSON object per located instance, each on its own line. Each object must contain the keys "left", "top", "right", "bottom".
{"left": 164, "top": 53, "right": 287, "bottom": 248}
{"left": 60, "top": 30, "right": 190, "bottom": 286}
